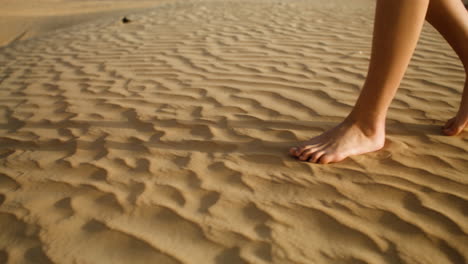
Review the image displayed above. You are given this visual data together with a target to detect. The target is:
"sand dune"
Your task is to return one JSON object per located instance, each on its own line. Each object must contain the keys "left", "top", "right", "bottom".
{"left": 0, "top": 0, "right": 467, "bottom": 263}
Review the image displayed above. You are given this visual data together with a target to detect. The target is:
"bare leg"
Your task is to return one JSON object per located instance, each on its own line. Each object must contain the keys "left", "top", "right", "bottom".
{"left": 425, "top": 0, "right": 468, "bottom": 136}
{"left": 290, "top": 0, "right": 430, "bottom": 164}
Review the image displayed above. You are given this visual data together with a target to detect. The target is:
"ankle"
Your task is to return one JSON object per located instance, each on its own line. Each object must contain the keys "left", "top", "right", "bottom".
{"left": 345, "top": 112, "right": 385, "bottom": 138}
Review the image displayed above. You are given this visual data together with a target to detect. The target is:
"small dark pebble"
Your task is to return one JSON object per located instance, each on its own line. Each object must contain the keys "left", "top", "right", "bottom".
{"left": 122, "top": 17, "right": 131, "bottom": 24}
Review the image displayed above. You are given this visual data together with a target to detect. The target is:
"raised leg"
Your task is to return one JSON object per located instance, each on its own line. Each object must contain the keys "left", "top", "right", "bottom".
{"left": 290, "top": 0, "right": 430, "bottom": 164}
{"left": 425, "top": 0, "right": 468, "bottom": 136}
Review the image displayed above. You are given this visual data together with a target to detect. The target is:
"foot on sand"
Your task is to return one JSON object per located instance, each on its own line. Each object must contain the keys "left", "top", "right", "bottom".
{"left": 443, "top": 113, "right": 468, "bottom": 136}
{"left": 289, "top": 118, "right": 385, "bottom": 164}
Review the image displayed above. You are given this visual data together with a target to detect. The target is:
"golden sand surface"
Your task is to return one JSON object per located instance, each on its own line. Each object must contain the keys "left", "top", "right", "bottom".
{"left": 0, "top": 0, "right": 467, "bottom": 263}
{"left": 0, "top": 0, "right": 169, "bottom": 47}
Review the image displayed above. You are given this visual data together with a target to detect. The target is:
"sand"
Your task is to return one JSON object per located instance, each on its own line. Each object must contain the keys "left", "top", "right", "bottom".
{"left": 0, "top": 0, "right": 170, "bottom": 47}
{"left": 0, "top": 0, "right": 467, "bottom": 263}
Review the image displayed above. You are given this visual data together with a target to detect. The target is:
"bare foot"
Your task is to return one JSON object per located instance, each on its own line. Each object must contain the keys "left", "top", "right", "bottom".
{"left": 289, "top": 119, "right": 385, "bottom": 164}
{"left": 442, "top": 113, "right": 468, "bottom": 136}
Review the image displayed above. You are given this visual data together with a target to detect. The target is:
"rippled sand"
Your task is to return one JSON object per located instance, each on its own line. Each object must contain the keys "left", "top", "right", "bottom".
{"left": 0, "top": 0, "right": 467, "bottom": 263}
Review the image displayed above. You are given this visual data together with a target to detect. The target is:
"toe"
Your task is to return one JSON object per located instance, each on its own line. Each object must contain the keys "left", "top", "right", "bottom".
{"left": 318, "top": 154, "right": 332, "bottom": 164}
{"left": 295, "top": 145, "right": 315, "bottom": 157}
{"left": 290, "top": 146, "right": 307, "bottom": 157}
{"left": 318, "top": 153, "right": 344, "bottom": 164}
{"left": 443, "top": 117, "right": 466, "bottom": 136}
{"left": 308, "top": 151, "right": 325, "bottom": 163}
{"left": 443, "top": 126, "right": 457, "bottom": 136}
{"left": 299, "top": 149, "right": 315, "bottom": 161}
{"left": 291, "top": 136, "right": 325, "bottom": 157}
{"left": 442, "top": 118, "right": 457, "bottom": 136}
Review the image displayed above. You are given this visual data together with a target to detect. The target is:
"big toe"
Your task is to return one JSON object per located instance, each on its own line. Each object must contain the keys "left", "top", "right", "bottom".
{"left": 443, "top": 126, "right": 457, "bottom": 136}
{"left": 442, "top": 118, "right": 466, "bottom": 136}
{"left": 443, "top": 119, "right": 465, "bottom": 136}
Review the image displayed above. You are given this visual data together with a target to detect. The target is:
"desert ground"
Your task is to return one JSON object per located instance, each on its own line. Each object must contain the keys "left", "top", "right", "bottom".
{"left": 0, "top": 0, "right": 467, "bottom": 263}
